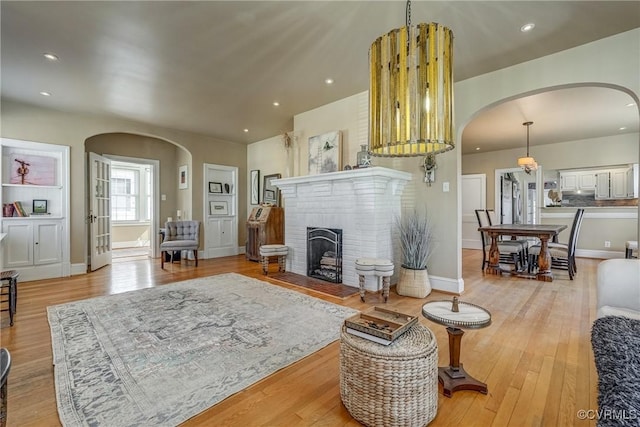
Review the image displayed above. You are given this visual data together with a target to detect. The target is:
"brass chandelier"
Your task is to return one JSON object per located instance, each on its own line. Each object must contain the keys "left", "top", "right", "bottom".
{"left": 369, "top": 0, "right": 455, "bottom": 157}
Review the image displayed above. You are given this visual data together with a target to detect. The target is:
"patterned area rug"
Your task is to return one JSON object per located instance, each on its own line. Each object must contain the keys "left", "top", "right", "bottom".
{"left": 48, "top": 273, "right": 357, "bottom": 427}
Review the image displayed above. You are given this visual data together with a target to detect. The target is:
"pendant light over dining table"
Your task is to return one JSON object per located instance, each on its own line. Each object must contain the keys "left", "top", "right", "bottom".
{"left": 518, "top": 121, "right": 538, "bottom": 174}
{"left": 369, "top": 0, "right": 455, "bottom": 157}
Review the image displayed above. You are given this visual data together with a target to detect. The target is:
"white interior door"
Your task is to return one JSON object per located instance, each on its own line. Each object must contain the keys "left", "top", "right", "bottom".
{"left": 89, "top": 152, "right": 112, "bottom": 271}
{"left": 461, "top": 174, "right": 486, "bottom": 249}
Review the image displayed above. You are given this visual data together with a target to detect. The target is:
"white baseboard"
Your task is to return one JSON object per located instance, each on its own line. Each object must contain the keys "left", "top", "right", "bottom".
{"left": 576, "top": 249, "right": 625, "bottom": 259}
{"left": 430, "top": 274, "right": 464, "bottom": 294}
{"left": 71, "top": 263, "right": 87, "bottom": 276}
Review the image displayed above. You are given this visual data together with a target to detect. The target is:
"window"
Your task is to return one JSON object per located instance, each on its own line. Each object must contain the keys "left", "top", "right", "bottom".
{"left": 111, "top": 163, "right": 151, "bottom": 222}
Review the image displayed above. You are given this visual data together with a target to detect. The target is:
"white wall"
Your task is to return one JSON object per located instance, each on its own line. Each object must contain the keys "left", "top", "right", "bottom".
{"left": 248, "top": 28, "right": 640, "bottom": 293}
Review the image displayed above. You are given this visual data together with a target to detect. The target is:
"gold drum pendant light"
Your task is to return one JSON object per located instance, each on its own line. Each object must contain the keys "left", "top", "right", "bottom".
{"left": 369, "top": 1, "right": 454, "bottom": 157}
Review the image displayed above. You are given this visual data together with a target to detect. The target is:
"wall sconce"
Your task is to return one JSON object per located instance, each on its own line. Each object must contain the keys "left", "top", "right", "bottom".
{"left": 422, "top": 154, "right": 437, "bottom": 186}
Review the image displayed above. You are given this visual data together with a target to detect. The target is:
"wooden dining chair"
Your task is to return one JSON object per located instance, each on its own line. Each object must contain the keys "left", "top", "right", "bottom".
{"left": 486, "top": 209, "right": 530, "bottom": 265}
{"left": 474, "top": 209, "right": 524, "bottom": 271}
{"left": 528, "top": 209, "right": 585, "bottom": 280}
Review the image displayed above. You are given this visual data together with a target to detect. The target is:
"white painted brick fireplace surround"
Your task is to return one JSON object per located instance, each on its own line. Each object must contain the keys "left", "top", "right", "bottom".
{"left": 272, "top": 167, "right": 412, "bottom": 289}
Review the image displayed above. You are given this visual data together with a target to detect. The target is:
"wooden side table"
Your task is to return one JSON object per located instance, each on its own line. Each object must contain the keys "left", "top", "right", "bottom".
{"left": 422, "top": 298, "right": 491, "bottom": 397}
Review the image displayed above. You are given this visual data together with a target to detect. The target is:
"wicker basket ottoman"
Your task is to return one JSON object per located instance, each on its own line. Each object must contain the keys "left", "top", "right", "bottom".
{"left": 340, "top": 323, "right": 439, "bottom": 427}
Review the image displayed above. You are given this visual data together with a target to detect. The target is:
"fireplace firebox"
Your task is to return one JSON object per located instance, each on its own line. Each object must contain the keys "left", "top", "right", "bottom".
{"left": 307, "top": 227, "right": 342, "bottom": 283}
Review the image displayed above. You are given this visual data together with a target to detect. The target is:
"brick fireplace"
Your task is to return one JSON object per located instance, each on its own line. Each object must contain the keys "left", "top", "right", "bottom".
{"left": 272, "top": 167, "right": 412, "bottom": 289}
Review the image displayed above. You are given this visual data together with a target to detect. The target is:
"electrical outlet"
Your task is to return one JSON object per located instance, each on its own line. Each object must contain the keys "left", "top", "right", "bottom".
{"left": 604, "top": 241, "right": 611, "bottom": 248}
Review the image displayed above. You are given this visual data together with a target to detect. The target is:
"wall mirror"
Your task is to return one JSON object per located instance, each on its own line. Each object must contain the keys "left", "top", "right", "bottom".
{"left": 263, "top": 173, "right": 281, "bottom": 206}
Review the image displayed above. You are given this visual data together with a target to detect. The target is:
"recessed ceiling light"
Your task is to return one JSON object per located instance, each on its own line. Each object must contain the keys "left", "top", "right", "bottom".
{"left": 627, "top": 102, "right": 636, "bottom": 107}
{"left": 43, "top": 53, "right": 59, "bottom": 61}
{"left": 325, "top": 78, "right": 334, "bottom": 85}
{"left": 243, "top": 129, "right": 249, "bottom": 133}
{"left": 520, "top": 23, "right": 535, "bottom": 32}
{"left": 273, "top": 101, "right": 280, "bottom": 107}
{"left": 39, "top": 91, "right": 51, "bottom": 96}
{"left": 475, "top": 147, "right": 480, "bottom": 151}
{"left": 619, "top": 126, "right": 627, "bottom": 131}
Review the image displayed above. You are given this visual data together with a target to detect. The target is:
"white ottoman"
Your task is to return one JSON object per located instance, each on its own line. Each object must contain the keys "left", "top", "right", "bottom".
{"left": 259, "top": 244, "right": 288, "bottom": 275}
{"left": 355, "top": 258, "right": 394, "bottom": 303}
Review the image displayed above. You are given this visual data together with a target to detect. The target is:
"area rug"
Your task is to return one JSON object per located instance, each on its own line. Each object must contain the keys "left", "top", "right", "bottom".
{"left": 48, "top": 273, "right": 357, "bottom": 427}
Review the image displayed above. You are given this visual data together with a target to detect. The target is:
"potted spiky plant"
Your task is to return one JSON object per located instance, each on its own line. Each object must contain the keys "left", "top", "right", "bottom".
{"left": 396, "top": 209, "right": 434, "bottom": 298}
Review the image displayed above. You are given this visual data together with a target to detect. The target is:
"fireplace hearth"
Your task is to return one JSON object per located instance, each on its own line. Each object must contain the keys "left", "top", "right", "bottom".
{"left": 307, "top": 227, "right": 342, "bottom": 283}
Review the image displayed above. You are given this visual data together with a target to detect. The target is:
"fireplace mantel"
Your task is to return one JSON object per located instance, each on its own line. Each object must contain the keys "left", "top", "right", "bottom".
{"left": 273, "top": 167, "right": 412, "bottom": 289}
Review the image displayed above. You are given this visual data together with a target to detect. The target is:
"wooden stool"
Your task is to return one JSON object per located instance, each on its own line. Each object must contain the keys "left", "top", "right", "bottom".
{"left": 626, "top": 241, "right": 638, "bottom": 259}
{"left": 0, "top": 270, "right": 19, "bottom": 326}
{"left": 259, "top": 244, "right": 288, "bottom": 275}
{"left": 355, "top": 258, "right": 394, "bottom": 302}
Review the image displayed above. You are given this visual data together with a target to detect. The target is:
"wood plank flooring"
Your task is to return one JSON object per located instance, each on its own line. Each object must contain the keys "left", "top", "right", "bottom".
{"left": 1, "top": 250, "right": 600, "bottom": 426}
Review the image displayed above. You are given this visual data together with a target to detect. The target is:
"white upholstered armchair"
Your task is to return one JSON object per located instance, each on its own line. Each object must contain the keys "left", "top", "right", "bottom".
{"left": 160, "top": 221, "right": 200, "bottom": 269}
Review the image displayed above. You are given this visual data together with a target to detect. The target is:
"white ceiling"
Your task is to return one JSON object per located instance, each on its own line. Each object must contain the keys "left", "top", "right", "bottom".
{"left": 1, "top": 1, "right": 639, "bottom": 153}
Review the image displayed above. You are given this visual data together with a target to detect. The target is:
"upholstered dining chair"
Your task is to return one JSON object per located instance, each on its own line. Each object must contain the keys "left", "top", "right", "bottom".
{"left": 529, "top": 208, "right": 585, "bottom": 280}
{"left": 0, "top": 348, "right": 10, "bottom": 427}
{"left": 486, "top": 209, "right": 530, "bottom": 264}
{"left": 160, "top": 221, "right": 200, "bottom": 269}
{"left": 475, "top": 209, "right": 525, "bottom": 271}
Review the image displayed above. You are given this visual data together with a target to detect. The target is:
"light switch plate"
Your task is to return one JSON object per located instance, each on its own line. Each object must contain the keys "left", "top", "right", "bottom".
{"left": 443, "top": 182, "right": 450, "bottom": 192}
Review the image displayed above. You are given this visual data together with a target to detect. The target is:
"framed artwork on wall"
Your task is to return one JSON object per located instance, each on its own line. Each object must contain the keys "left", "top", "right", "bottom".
{"left": 250, "top": 170, "right": 260, "bottom": 205}
{"left": 263, "top": 173, "right": 281, "bottom": 206}
{"left": 308, "top": 130, "right": 341, "bottom": 175}
{"left": 209, "top": 182, "right": 223, "bottom": 193}
{"left": 209, "top": 201, "right": 228, "bottom": 215}
{"left": 178, "top": 165, "right": 188, "bottom": 189}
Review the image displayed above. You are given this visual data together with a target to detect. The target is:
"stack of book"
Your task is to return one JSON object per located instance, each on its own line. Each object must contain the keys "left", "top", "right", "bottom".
{"left": 12, "top": 201, "right": 27, "bottom": 217}
{"left": 345, "top": 307, "right": 418, "bottom": 345}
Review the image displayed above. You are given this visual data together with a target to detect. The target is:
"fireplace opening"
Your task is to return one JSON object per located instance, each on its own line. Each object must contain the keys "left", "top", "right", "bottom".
{"left": 307, "top": 227, "right": 343, "bottom": 283}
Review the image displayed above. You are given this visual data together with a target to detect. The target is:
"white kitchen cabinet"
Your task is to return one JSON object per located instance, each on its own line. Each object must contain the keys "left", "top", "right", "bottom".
{"left": 203, "top": 163, "right": 238, "bottom": 258}
{"left": 1, "top": 138, "right": 70, "bottom": 281}
{"left": 561, "top": 170, "right": 597, "bottom": 192}
{"left": 595, "top": 172, "right": 610, "bottom": 199}
{"left": 578, "top": 172, "right": 597, "bottom": 190}
{"left": 611, "top": 168, "right": 630, "bottom": 199}
{"left": 560, "top": 172, "right": 578, "bottom": 191}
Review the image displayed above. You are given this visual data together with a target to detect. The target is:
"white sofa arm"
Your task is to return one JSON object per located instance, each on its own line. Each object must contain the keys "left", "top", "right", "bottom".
{"left": 596, "top": 259, "right": 640, "bottom": 319}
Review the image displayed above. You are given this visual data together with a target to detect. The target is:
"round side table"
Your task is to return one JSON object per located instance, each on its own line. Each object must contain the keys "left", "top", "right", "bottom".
{"left": 422, "top": 298, "right": 491, "bottom": 398}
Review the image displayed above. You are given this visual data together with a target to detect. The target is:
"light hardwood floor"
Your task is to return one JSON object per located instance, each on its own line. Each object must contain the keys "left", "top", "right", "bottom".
{"left": 1, "top": 250, "right": 599, "bottom": 426}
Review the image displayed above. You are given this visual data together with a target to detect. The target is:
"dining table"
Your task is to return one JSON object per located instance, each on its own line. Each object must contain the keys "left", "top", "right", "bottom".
{"left": 478, "top": 223, "right": 567, "bottom": 282}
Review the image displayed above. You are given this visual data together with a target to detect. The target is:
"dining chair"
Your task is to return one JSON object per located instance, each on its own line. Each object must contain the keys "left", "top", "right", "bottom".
{"left": 475, "top": 209, "right": 524, "bottom": 271}
{"left": 160, "top": 221, "right": 200, "bottom": 269}
{"left": 0, "top": 271, "right": 18, "bottom": 326}
{"left": 528, "top": 209, "right": 585, "bottom": 280}
{"left": 486, "top": 209, "right": 530, "bottom": 265}
{"left": 0, "top": 348, "right": 10, "bottom": 427}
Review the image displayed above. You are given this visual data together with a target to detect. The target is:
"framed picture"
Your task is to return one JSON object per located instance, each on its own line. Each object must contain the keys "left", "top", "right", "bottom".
{"left": 10, "top": 153, "right": 56, "bottom": 185}
{"left": 263, "top": 173, "right": 281, "bottom": 206}
{"left": 209, "top": 201, "right": 228, "bottom": 215}
{"left": 250, "top": 170, "right": 260, "bottom": 205}
{"left": 178, "top": 165, "right": 188, "bottom": 189}
{"left": 308, "top": 130, "right": 341, "bottom": 175}
{"left": 209, "top": 182, "right": 223, "bottom": 193}
{"left": 32, "top": 199, "right": 48, "bottom": 214}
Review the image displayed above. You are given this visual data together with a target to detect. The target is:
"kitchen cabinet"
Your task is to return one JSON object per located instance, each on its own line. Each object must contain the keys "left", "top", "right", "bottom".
{"left": 560, "top": 170, "right": 596, "bottom": 192}
{"left": 595, "top": 167, "right": 634, "bottom": 199}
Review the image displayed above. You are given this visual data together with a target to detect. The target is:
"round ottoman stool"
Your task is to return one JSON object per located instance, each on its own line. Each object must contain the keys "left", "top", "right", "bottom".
{"left": 340, "top": 323, "right": 439, "bottom": 427}
{"left": 259, "top": 244, "right": 288, "bottom": 274}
